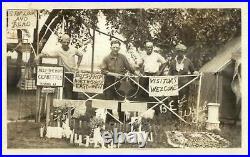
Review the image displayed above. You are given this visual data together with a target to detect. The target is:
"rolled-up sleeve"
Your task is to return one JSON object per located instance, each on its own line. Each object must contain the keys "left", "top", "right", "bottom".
{"left": 122, "top": 55, "right": 134, "bottom": 74}
{"left": 75, "top": 49, "right": 83, "bottom": 57}
{"left": 100, "top": 57, "right": 108, "bottom": 74}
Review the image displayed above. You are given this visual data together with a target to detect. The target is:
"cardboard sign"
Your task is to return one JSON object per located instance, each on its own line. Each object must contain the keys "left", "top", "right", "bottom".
{"left": 149, "top": 76, "right": 178, "bottom": 97}
{"left": 41, "top": 87, "right": 55, "bottom": 93}
{"left": 53, "top": 99, "right": 86, "bottom": 108}
{"left": 8, "top": 9, "right": 37, "bottom": 29}
{"left": 73, "top": 72, "right": 104, "bottom": 93}
{"left": 91, "top": 100, "right": 118, "bottom": 110}
{"left": 121, "top": 102, "right": 147, "bottom": 112}
{"left": 36, "top": 66, "right": 64, "bottom": 87}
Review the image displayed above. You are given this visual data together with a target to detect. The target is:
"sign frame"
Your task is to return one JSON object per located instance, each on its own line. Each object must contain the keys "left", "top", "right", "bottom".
{"left": 73, "top": 71, "right": 104, "bottom": 94}
{"left": 36, "top": 65, "right": 65, "bottom": 87}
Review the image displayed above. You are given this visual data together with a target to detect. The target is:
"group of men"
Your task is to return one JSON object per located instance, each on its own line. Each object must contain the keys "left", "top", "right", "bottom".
{"left": 35, "top": 34, "right": 198, "bottom": 120}
{"left": 100, "top": 39, "right": 198, "bottom": 98}
{"left": 101, "top": 39, "right": 197, "bottom": 76}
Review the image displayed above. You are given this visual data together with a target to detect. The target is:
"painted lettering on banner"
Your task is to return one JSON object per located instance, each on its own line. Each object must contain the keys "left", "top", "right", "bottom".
{"left": 36, "top": 66, "right": 64, "bottom": 87}
{"left": 149, "top": 76, "right": 178, "bottom": 96}
{"left": 73, "top": 72, "right": 104, "bottom": 93}
{"left": 8, "top": 9, "right": 37, "bottom": 29}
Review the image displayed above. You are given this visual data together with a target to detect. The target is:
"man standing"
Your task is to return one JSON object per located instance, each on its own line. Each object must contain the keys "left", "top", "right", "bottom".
{"left": 139, "top": 41, "right": 166, "bottom": 99}
{"left": 101, "top": 39, "right": 135, "bottom": 99}
{"left": 142, "top": 41, "right": 166, "bottom": 76}
{"left": 169, "top": 43, "right": 198, "bottom": 118}
{"left": 169, "top": 43, "right": 195, "bottom": 75}
{"left": 100, "top": 39, "right": 135, "bottom": 121}
{"left": 35, "top": 34, "right": 83, "bottom": 99}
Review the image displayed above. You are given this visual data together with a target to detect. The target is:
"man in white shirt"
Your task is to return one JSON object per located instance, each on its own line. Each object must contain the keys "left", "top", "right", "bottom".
{"left": 142, "top": 42, "right": 166, "bottom": 76}
{"left": 35, "top": 34, "right": 83, "bottom": 99}
{"left": 139, "top": 41, "right": 166, "bottom": 99}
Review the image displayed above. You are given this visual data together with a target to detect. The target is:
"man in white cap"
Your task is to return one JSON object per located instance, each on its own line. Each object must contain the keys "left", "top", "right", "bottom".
{"left": 169, "top": 43, "right": 198, "bottom": 119}
{"left": 35, "top": 34, "right": 83, "bottom": 99}
{"left": 169, "top": 43, "right": 195, "bottom": 75}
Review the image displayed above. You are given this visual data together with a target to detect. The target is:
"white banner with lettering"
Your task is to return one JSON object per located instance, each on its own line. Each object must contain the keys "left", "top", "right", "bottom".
{"left": 36, "top": 66, "right": 64, "bottom": 87}
{"left": 73, "top": 72, "right": 104, "bottom": 93}
{"left": 149, "top": 76, "right": 179, "bottom": 97}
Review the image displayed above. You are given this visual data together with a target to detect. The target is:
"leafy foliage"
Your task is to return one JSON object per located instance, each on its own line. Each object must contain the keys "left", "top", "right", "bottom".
{"left": 45, "top": 8, "right": 241, "bottom": 69}
{"left": 102, "top": 8, "right": 241, "bottom": 68}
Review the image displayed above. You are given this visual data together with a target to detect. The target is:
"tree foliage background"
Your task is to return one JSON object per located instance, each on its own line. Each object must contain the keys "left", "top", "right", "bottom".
{"left": 36, "top": 8, "right": 241, "bottom": 69}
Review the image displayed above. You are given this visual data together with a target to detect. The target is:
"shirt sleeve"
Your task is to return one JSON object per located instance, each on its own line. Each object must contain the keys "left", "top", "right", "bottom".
{"left": 122, "top": 55, "right": 135, "bottom": 74}
{"left": 157, "top": 54, "right": 166, "bottom": 64}
{"left": 187, "top": 58, "right": 195, "bottom": 73}
{"left": 74, "top": 48, "right": 83, "bottom": 57}
{"left": 100, "top": 57, "right": 108, "bottom": 73}
{"left": 42, "top": 48, "right": 59, "bottom": 57}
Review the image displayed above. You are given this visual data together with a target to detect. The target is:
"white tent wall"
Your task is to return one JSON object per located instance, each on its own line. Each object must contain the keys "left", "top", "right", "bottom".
{"left": 199, "top": 36, "right": 241, "bottom": 124}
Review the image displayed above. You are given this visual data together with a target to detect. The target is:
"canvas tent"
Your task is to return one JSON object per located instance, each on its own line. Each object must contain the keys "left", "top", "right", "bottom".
{"left": 199, "top": 36, "right": 241, "bottom": 124}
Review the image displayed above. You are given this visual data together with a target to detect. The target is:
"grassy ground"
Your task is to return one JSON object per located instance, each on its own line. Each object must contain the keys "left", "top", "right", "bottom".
{"left": 6, "top": 87, "right": 241, "bottom": 149}
{"left": 7, "top": 119, "right": 241, "bottom": 149}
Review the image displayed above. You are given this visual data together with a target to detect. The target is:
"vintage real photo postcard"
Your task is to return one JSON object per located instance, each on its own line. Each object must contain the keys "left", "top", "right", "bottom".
{"left": 2, "top": 2, "right": 248, "bottom": 155}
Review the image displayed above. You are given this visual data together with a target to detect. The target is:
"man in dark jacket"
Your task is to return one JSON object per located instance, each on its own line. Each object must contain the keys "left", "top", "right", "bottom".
{"left": 169, "top": 44, "right": 198, "bottom": 119}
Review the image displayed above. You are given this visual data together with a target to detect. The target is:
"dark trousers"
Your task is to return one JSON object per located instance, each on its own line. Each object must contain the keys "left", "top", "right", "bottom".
{"left": 103, "top": 75, "right": 125, "bottom": 121}
{"left": 64, "top": 73, "right": 78, "bottom": 99}
{"left": 138, "top": 72, "right": 156, "bottom": 100}
{"left": 171, "top": 78, "right": 190, "bottom": 119}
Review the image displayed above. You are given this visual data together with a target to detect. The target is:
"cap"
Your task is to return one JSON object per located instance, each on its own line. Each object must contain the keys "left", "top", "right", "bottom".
{"left": 175, "top": 44, "right": 187, "bottom": 52}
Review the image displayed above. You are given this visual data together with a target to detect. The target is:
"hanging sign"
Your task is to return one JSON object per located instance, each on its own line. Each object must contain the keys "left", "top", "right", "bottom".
{"left": 149, "top": 76, "right": 179, "bottom": 97}
{"left": 36, "top": 66, "right": 64, "bottom": 87}
{"left": 73, "top": 72, "right": 104, "bottom": 93}
{"left": 8, "top": 9, "right": 37, "bottom": 29}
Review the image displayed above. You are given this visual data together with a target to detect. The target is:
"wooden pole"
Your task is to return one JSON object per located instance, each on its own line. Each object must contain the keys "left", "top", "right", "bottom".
{"left": 35, "top": 10, "right": 41, "bottom": 123}
{"left": 196, "top": 73, "right": 203, "bottom": 123}
{"left": 45, "top": 93, "right": 50, "bottom": 129}
{"left": 91, "top": 26, "right": 96, "bottom": 73}
{"left": 216, "top": 73, "right": 219, "bottom": 103}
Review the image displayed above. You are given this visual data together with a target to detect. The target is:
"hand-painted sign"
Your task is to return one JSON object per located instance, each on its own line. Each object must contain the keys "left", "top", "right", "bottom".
{"left": 73, "top": 72, "right": 104, "bottom": 93}
{"left": 8, "top": 9, "right": 37, "bottom": 29}
{"left": 36, "top": 66, "right": 64, "bottom": 87}
{"left": 149, "top": 76, "right": 178, "bottom": 97}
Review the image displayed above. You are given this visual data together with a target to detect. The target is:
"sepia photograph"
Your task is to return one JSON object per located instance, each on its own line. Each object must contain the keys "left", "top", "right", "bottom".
{"left": 2, "top": 2, "right": 248, "bottom": 155}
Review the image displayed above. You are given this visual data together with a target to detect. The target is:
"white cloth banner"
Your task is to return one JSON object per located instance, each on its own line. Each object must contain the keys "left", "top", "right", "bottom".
{"left": 91, "top": 100, "right": 118, "bottom": 110}
{"left": 121, "top": 102, "right": 147, "bottom": 112}
{"left": 72, "top": 103, "right": 87, "bottom": 118}
{"left": 53, "top": 99, "right": 86, "bottom": 108}
{"left": 149, "top": 76, "right": 179, "bottom": 97}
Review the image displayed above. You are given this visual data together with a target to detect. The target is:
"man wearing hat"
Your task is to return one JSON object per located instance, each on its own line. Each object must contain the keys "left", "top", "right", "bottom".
{"left": 169, "top": 43, "right": 198, "bottom": 119}
{"left": 169, "top": 43, "right": 196, "bottom": 75}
